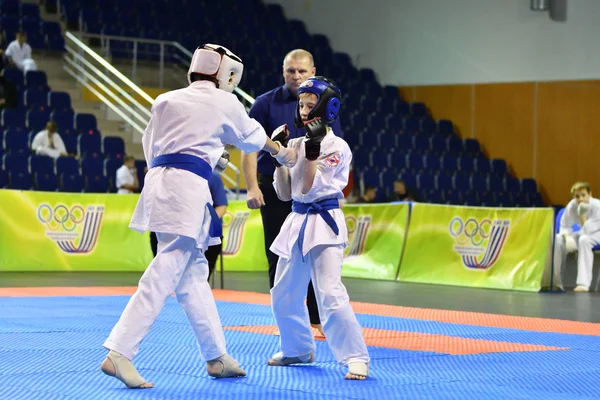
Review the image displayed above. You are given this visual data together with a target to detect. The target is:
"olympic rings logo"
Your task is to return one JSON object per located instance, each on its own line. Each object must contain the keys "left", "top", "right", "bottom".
{"left": 449, "top": 217, "right": 492, "bottom": 247}
{"left": 37, "top": 204, "right": 86, "bottom": 232}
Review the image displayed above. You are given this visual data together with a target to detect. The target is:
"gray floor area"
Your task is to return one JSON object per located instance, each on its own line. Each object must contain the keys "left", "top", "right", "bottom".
{"left": 2, "top": 256, "right": 600, "bottom": 323}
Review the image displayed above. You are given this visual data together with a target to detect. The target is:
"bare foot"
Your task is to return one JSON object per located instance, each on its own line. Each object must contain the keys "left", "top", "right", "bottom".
{"left": 207, "top": 354, "right": 247, "bottom": 378}
{"left": 345, "top": 371, "right": 367, "bottom": 380}
{"left": 100, "top": 351, "right": 153, "bottom": 388}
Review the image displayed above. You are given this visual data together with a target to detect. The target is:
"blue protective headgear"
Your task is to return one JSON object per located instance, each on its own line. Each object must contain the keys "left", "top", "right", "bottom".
{"left": 294, "top": 76, "right": 342, "bottom": 128}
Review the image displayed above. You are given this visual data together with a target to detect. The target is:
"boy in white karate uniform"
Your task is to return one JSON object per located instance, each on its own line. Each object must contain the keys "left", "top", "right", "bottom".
{"left": 267, "top": 76, "right": 370, "bottom": 380}
{"left": 100, "top": 44, "right": 297, "bottom": 389}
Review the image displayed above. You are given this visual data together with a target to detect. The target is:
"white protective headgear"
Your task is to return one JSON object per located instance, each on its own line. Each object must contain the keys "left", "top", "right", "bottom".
{"left": 187, "top": 44, "right": 244, "bottom": 93}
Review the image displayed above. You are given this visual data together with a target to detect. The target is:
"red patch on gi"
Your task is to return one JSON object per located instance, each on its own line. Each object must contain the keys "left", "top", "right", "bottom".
{"left": 325, "top": 153, "right": 340, "bottom": 167}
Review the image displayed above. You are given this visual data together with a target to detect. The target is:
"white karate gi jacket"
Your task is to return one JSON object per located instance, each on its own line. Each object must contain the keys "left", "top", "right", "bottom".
{"left": 129, "top": 81, "right": 267, "bottom": 249}
{"left": 559, "top": 198, "right": 600, "bottom": 236}
{"left": 31, "top": 130, "right": 67, "bottom": 159}
{"left": 271, "top": 129, "right": 351, "bottom": 258}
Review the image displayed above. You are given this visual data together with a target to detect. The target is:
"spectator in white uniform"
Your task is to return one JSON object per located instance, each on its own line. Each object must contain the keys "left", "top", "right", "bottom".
{"left": 5, "top": 31, "right": 37, "bottom": 73}
{"left": 31, "top": 121, "right": 68, "bottom": 159}
{"left": 553, "top": 182, "right": 600, "bottom": 292}
{"left": 116, "top": 156, "right": 139, "bottom": 194}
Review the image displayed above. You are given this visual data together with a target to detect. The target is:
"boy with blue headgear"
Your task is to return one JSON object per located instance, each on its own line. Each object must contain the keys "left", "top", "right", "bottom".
{"left": 267, "top": 76, "right": 370, "bottom": 380}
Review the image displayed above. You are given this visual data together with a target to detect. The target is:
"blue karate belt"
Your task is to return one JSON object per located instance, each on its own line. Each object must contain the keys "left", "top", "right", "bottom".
{"left": 292, "top": 198, "right": 340, "bottom": 260}
{"left": 151, "top": 153, "right": 222, "bottom": 238}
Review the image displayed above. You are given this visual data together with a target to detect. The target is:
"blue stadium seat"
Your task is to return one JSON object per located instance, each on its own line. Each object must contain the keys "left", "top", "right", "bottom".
{"left": 42, "top": 21, "right": 62, "bottom": 37}
{"left": 478, "top": 191, "right": 495, "bottom": 206}
{"left": 386, "top": 115, "right": 403, "bottom": 131}
{"left": 462, "top": 190, "right": 479, "bottom": 206}
{"left": 421, "top": 189, "right": 443, "bottom": 204}
{"left": 30, "top": 155, "right": 54, "bottom": 174}
{"left": 81, "top": 155, "right": 104, "bottom": 175}
{"left": 27, "top": 109, "right": 50, "bottom": 132}
{"left": 445, "top": 190, "right": 462, "bottom": 205}
{"left": 103, "top": 136, "right": 125, "bottom": 159}
{"left": 440, "top": 155, "right": 459, "bottom": 171}
{"left": 134, "top": 159, "right": 146, "bottom": 190}
{"left": 25, "top": 89, "right": 48, "bottom": 109}
{"left": 505, "top": 176, "right": 521, "bottom": 192}
{"left": 412, "top": 134, "right": 429, "bottom": 152}
{"left": 0, "top": 168, "right": 7, "bottom": 188}
{"left": 2, "top": 109, "right": 26, "bottom": 130}
{"left": 361, "top": 168, "right": 380, "bottom": 188}
{"left": 56, "top": 156, "right": 79, "bottom": 175}
{"left": 410, "top": 102, "right": 428, "bottom": 117}
{"left": 399, "top": 171, "right": 417, "bottom": 191}
{"left": 403, "top": 116, "right": 421, "bottom": 134}
{"left": 370, "top": 150, "right": 388, "bottom": 168}
{"left": 470, "top": 174, "right": 488, "bottom": 191}
{"left": 488, "top": 176, "right": 504, "bottom": 192}
{"left": 381, "top": 169, "right": 399, "bottom": 189}
{"left": 48, "top": 35, "right": 66, "bottom": 52}
{"left": 20, "top": 3, "right": 41, "bottom": 19}
{"left": 352, "top": 149, "right": 370, "bottom": 169}
{"left": 396, "top": 101, "right": 411, "bottom": 117}
{"left": 4, "top": 130, "right": 28, "bottom": 154}
{"left": 453, "top": 172, "right": 470, "bottom": 191}
{"left": 420, "top": 118, "right": 436, "bottom": 134}
{"left": 491, "top": 158, "right": 508, "bottom": 175}
{"left": 3, "top": 154, "right": 28, "bottom": 173}
{"left": 447, "top": 136, "right": 464, "bottom": 155}
{"left": 521, "top": 178, "right": 538, "bottom": 193}
{"left": 59, "top": 129, "right": 77, "bottom": 155}
{"left": 2, "top": 68, "right": 23, "bottom": 88}
{"left": 529, "top": 192, "right": 544, "bottom": 207}
{"left": 438, "top": 120, "right": 454, "bottom": 135}
{"left": 8, "top": 170, "right": 32, "bottom": 189}
{"left": 104, "top": 158, "right": 123, "bottom": 191}
{"left": 75, "top": 113, "right": 98, "bottom": 132}
{"left": 416, "top": 172, "right": 435, "bottom": 190}
{"left": 459, "top": 157, "right": 477, "bottom": 173}
{"left": 464, "top": 138, "right": 481, "bottom": 155}
{"left": 475, "top": 156, "right": 491, "bottom": 174}
{"left": 78, "top": 132, "right": 102, "bottom": 156}
{"left": 513, "top": 192, "right": 529, "bottom": 207}
{"left": 367, "top": 113, "right": 385, "bottom": 132}
{"left": 35, "top": 171, "right": 58, "bottom": 191}
{"left": 60, "top": 172, "right": 83, "bottom": 192}
{"left": 378, "top": 132, "right": 396, "bottom": 148}
{"left": 494, "top": 192, "right": 513, "bottom": 207}
{"left": 359, "top": 131, "right": 378, "bottom": 149}
{"left": 51, "top": 109, "right": 75, "bottom": 131}
{"left": 396, "top": 134, "right": 413, "bottom": 151}
{"left": 436, "top": 173, "right": 453, "bottom": 191}
{"left": 424, "top": 154, "right": 441, "bottom": 171}
{"left": 1, "top": 0, "right": 19, "bottom": 16}
{"left": 429, "top": 136, "right": 446, "bottom": 154}
{"left": 48, "top": 92, "right": 71, "bottom": 110}
{"left": 85, "top": 173, "right": 108, "bottom": 193}
{"left": 25, "top": 71, "right": 49, "bottom": 90}
{"left": 406, "top": 153, "right": 424, "bottom": 171}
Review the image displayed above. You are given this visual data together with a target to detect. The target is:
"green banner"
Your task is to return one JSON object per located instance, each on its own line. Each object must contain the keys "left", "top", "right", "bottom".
{"left": 221, "top": 201, "right": 267, "bottom": 272}
{"left": 341, "top": 203, "right": 410, "bottom": 280}
{"left": 398, "top": 203, "right": 553, "bottom": 291}
{"left": 0, "top": 189, "right": 153, "bottom": 271}
{"left": 220, "top": 201, "right": 410, "bottom": 280}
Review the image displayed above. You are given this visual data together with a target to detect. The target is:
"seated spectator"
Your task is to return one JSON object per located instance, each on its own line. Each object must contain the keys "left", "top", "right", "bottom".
{"left": 31, "top": 121, "right": 69, "bottom": 159}
{"left": 0, "top": 33, "right": 9, "bottom": 71}
{"left": 356, "top": 186, "right": 378, "bottom": 203}
{"left": 116, "top": 155, "right": 139, "bottom": 194}
{"left": 388, "top": 179, "right": 419, "bottom": 202}
{"left": 5, "top": 31, "right": 37, "bottom": 73}
{"left": 0, "top": 69, "right": 17, "bottom": 109}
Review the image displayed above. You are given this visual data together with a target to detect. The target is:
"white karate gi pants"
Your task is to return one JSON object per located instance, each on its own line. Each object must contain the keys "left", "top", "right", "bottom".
{"left": 103, "top": 233, "right": 227, "bottom": 361}
{"left": 554, "top": 232, "right": 600, "bottom": 289}
{"left": 271, "top": 244, "right": 369, "bottom": 365}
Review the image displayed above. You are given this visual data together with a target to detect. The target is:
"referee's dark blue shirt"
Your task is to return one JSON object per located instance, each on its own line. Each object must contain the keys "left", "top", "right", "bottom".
{"left": 249, "top": 84, "right": 343, "bottom": 176}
